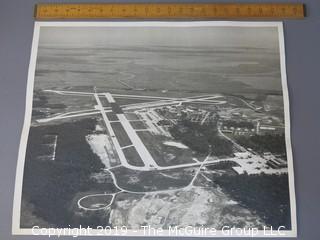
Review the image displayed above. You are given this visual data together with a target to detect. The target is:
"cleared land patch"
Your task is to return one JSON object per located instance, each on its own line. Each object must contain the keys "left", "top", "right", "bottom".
{"left": 78, "top": 194, "right": 113, "bottom": 210}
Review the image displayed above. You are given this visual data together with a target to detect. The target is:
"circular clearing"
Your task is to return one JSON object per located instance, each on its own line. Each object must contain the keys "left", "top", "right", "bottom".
{"left": 78, "top": 194, "right": 114, "bottom": 211}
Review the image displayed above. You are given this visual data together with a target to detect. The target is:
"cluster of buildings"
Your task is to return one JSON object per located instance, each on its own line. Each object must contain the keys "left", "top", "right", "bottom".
{"left": 220, "top": 121, "right": 285, "bottom": 137}
{"left": 263, "top": 152, "right": 287, "bottom": 169}
{"left": 220, "top": 125, "right": 256, "bottom": 136}
{"left": 155, "top": 105, "right": 216, "bottom": 125}
{"left": 230, "top": 151, "right": 287, "bottom": 175}
{"left": 135, "top": 104, "right": 218, "bottom": 137}
{"left": 134, "top": 104, "right": 288, "bottom": 173}
{"left": 135, "top": 108, "right": 172, "bottom": 137}
{"left": 219, "top": 108, "right": 285, "bottom": 137}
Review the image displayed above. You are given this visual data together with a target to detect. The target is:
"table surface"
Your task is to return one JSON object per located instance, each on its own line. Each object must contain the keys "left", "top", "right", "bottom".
{"left": 0, "top": 0, "right": 319, "bottom": 239}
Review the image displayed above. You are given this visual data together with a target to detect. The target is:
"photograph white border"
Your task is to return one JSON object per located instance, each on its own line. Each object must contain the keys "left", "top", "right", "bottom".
{"left": 12, "top": 21, "right": 297, "bottom": 238}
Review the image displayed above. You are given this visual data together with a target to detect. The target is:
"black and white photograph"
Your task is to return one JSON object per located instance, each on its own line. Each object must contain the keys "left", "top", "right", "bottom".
{"left": 13, "top": 22, "right": 296, "bottom": 237}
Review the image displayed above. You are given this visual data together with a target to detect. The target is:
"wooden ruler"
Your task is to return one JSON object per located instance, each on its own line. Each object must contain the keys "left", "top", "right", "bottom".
{"left": 35, "top": 3, "right": 305, "bottom": 20}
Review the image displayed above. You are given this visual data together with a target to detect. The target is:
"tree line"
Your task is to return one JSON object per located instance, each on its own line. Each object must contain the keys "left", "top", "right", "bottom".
{"left": 22, "top": 118, "right": 115, "bottom": 227}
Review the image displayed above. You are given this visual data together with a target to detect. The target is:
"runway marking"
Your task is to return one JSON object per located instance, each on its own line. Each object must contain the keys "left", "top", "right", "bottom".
{"left": 121, "top": 145, "right": 134, "bottom": 150}
{"left": 134, "top": 129, "right": 151, "bottom": 132}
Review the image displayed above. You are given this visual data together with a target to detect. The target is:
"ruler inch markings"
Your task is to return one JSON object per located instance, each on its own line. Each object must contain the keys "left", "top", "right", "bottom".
{"left": 35, "top": 3, "right": 305, "bottom": 20}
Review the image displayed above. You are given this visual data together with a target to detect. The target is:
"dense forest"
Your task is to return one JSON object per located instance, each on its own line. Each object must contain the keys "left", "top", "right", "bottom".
{"left": 214, "top": 173, "right": 291, "bottom": 229}
{"left": 22, "top": 118, "right": 115, "bottom": 228}
{"left": 169, "top": 119, "right": 233, "bottom": 156}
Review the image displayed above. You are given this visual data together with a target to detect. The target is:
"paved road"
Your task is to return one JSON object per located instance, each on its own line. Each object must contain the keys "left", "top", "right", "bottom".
{"left": 94, "top": 93, "right": 138, "bottom": 170}
{"left": 104, "top": 92, "right": 159, "bottom": 169}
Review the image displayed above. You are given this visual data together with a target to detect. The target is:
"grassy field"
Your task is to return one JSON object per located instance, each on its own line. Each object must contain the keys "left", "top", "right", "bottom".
{"left": 123, "top": 147, "right": 145, "bottom": 167}
{"left": 110, "top": 122, "right": 132, "bottom": 147}
{"left": 124, "top": 113, "right": 140, "bottom": 121}
{"left": 111, "top": 166, "right": 197, "bottom": 192}
{"left": 137, "top": 131, "right": 197, "bottom": 167}
{"left": 98, "top": 97, "right": 110, "bottom": 107}
{"left": 130, "top": 120, "right": 148, "bottom": 130}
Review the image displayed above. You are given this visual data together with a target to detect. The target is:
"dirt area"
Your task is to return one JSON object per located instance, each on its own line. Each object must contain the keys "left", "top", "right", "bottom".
{"left": 109, "top": 186, "right": 265, "bottom": 229}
